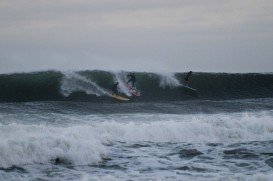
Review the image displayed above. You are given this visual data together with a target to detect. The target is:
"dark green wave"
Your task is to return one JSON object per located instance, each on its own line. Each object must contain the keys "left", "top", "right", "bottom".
{"left": 0, "top": 70, "right": 272, "bottom": 102}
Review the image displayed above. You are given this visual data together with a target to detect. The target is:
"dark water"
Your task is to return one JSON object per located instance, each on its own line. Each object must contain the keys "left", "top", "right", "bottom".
{"left": 0, "top": 71, "right": 273, "bottom": 180}
{"left": 0, "top": 70, "right": 272, "bottom": 102}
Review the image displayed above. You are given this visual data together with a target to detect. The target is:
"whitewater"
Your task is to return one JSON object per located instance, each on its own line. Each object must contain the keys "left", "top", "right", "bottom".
{"left": 0, "top": 70, "right": 273, "bottom": 181}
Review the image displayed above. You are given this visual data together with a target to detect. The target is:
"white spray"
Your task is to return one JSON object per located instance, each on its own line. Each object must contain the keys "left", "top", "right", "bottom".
{"left": 156, "top": 72, "right": 181, "bottom": 88}
{"left": 60, "top": 72, "right": 107, "bottom": 97}
{"left": 112, "top": 71, "right": 131, "bottom": 96}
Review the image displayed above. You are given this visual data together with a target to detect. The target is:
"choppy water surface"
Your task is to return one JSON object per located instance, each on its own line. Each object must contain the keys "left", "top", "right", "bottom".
{"left": 0, "top": 71, "right": 273, "bottom": 180}
{"left": 0, "top": 99, "right": 273, "bottom": 181}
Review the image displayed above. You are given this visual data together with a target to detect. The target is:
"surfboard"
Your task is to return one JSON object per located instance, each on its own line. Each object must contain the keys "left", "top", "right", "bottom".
{"left": 104, "top": 90, "right": 130, "bottom": 101}
{"left": 109, "top": 93, "right": 130, "bottom": 101}
{"left": 125, "top": 83, "right": 141, "bottom": 96}
{"left": 182, "top": 85, "right": 197, "bottom": 91}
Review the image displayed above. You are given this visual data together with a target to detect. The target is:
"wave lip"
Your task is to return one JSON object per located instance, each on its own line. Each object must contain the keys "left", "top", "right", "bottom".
{"left": 0, "top": 70, "right": 272, "bottom": 102}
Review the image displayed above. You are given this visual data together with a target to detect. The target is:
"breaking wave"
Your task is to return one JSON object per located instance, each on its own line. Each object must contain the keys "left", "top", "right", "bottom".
{"left": 0, "top": 70, "right": 272, "bottom": 102}
{"left": 0, "top": 111, "right": 272, "bottom": 168}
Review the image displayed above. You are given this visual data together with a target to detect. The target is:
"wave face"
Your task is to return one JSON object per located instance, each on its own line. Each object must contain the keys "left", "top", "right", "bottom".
{"left": 0, "top": 70, "right": 272, "bottom": 102}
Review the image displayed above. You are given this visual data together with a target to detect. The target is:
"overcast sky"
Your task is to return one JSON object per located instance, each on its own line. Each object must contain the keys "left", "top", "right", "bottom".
{"left": 0, "top": 0, "right": 273, "bottom": 73}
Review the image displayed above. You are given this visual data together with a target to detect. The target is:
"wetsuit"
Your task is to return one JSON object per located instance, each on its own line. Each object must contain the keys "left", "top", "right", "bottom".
{"left": 184, "top": 71, "right": 192, "bottom": 85}
{"left": 111, "top": 82, "right": 119, "bottom": 95}
{"left": 127, "top": 74, "right": 136, "bottom": 87}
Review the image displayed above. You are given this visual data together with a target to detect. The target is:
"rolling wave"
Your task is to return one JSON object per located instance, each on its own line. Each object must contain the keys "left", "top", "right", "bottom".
{"left": 0, "top": 70, "right": 272, "bottom": 102}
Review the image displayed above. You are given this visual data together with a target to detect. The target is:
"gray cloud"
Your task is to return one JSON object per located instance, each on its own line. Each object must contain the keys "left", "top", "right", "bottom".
{"left": 0, "top": 0, "right": 273, "bottom": 73}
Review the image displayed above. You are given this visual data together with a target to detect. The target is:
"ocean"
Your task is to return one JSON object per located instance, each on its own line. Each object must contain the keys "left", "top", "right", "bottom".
{"left": 0, "top": 70, "right": 273, "bottom": 181}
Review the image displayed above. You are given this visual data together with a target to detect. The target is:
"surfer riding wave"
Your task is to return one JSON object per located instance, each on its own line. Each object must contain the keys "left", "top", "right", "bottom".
{"left": 127, "top": 73, "right": 136, "bottom": 88}
{"left": 184, "top": 71, "right": 192, "bottom": 86}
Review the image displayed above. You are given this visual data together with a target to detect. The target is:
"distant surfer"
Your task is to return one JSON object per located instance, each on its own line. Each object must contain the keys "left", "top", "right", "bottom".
{"left": 184, "top": 71, "right": 192, "bottom": 86}
{"left": 127, "top": 73, "right": 136, "bottom": 88}
{"left": 111, "top": 82, "right": 119, "bottom": 95}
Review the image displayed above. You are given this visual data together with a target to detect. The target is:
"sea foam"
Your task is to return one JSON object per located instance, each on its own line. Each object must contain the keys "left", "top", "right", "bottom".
{"left": 0, "top": 124, "right": 107, "bottom": 168}
{"left": 0, "top": 111, "right": 272, "bottom": 168}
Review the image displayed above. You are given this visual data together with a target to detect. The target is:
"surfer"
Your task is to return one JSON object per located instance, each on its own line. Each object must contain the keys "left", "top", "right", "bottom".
{"left": 127, "top": 73, "right": 136, "bottom": 88}
{"left": 184, "top": 71, "right": 192, "bottom": 86}
{"left": 111, "top": 82, "right": 119, "bottom": 95}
